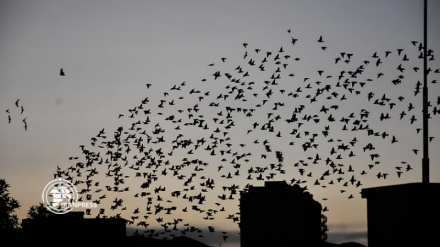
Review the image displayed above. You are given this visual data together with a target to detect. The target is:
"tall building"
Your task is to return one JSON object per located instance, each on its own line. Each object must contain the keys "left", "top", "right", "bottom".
{"left": 240, "top": 181, "right": 323, "bottom": 247}
{"left": 361, "top": 182, "right": 440, "bottom": 247}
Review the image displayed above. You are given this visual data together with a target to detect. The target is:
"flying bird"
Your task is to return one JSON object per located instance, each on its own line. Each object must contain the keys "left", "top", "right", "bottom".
{"left": 22, "top": 118, "right": 27, "bottom": 131}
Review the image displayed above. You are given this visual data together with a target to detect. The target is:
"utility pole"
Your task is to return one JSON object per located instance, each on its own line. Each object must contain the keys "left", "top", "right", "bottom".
{"left": 422, "top": 0, "right": 430, "bottom": 183}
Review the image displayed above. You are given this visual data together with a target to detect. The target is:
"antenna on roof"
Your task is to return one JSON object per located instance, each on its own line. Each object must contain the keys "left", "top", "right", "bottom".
{"left": 422, "top": 0, "right": 430, "bottom": 183}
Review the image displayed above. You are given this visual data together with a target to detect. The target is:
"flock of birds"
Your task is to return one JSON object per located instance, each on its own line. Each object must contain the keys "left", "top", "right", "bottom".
{"left": 4, "top": 68, "right": 65, "bottom": 131}
{"left": 8, "top": 28, "right": 439, "bottom": 243}
{"left": 5, "top": 98, "right": 28, "bottom": 131}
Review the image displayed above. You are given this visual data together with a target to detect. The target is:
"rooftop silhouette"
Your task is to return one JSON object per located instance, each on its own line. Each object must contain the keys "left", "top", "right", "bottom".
{"left": 7, "top": 177, "right": 440, "bottom": 246}
{"left": 240, "top": 181, "right": 323, "bottom": 247}
{"left": 20, "top": 211, "right": 126, "bottom": 244}
{"left": 361, "top": 182, "right": 440, "bottom": 247}
{"left": 17, "top": 211, "right": 212, "bottom": 246}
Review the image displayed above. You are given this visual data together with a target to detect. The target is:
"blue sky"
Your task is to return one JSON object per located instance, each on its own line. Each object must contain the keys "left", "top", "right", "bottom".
{"left": 1, "top": 1, "right": 439, "bottom": 246}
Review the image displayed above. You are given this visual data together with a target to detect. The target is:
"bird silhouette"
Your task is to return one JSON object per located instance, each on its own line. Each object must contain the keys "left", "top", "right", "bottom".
{"left": 22, "top": 118, "right": 27, "bottom": 131}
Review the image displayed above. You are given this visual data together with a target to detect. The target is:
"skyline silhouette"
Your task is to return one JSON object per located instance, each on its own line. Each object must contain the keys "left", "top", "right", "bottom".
{"left": 2, "top": 179, "right": 369, "bottom": 247}
{"left": 1, "top": 1, "right": 439, "bottom": 246}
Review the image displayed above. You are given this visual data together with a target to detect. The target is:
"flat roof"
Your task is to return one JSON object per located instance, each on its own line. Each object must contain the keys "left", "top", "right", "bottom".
{"left": 361, "top": 182, "right": 440, "bottom": 198}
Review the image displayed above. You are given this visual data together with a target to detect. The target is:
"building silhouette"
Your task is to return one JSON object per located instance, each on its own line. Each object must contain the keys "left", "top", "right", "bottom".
{"left": 361, "top": 182, "right": 440, "bottom": 247}
{"left": 18, "top": 210, "right": 212, "bottom": 246}
{"left": 239, "top": 181, "right": 323, "bottom": 247}
{"left": 20, "top": 211, "right": 127, "bottom": 244}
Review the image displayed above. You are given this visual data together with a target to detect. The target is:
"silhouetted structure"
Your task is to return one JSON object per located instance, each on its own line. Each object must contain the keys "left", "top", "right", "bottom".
{"left": 127, "top": 234, "right": 212, "bottom": 247}
{"left": 20, "top": 211, "right": 126, "bottom": 244}
{"left": 361, "top": 182, "right": 440, "bottom": 247}
{"left": 18, "top": 211, "right": 212, "bottom": 246}
{"left": 240, "top": 181, "right": 323, "bottom": 247}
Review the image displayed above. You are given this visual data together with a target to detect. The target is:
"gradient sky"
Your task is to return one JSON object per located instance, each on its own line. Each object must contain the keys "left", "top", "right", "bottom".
{"left": 1, "top": 1, "right": 439, "bottom": 246}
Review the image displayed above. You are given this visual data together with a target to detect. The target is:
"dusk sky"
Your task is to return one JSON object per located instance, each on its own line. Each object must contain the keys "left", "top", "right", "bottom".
{"left": 1, "top": 1, "right": 439, "bottom": 246}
